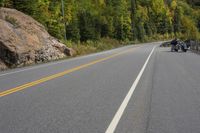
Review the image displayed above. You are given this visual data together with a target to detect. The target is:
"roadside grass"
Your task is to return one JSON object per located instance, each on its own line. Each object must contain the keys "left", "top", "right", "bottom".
{"left": 63, "top": 38, "right": 130, "bottom": 57}
{"left": 0, "top": 35, "right": 175, "bottom": 71}
{"left": 5, "top": 15, "right": 20, "bottom": 28}
{"left": 62, "top": 35, "right": 174, "bottom": 57}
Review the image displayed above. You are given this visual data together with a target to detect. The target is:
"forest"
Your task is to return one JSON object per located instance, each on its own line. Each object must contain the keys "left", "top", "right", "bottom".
{"left": 0, "top": 0, "right": 200, "bottom": 52}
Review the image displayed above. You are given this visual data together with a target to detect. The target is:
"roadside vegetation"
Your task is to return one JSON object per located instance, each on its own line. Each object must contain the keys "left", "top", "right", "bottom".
{"left": 0, "top": 0, "right": 200, "bottom": 55}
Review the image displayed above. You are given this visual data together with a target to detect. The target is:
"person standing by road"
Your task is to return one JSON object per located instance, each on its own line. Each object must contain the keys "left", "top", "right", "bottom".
{"left": 171, "top": 38, "right": 178, "bottom": 52}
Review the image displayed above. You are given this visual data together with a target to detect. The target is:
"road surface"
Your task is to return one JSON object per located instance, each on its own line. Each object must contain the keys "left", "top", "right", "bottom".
{"left": 0, "top": 42, "right": 200, "bottom": 133}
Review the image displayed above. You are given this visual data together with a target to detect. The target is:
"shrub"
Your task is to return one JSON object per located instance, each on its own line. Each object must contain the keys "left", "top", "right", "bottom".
{"left": 5, "top": 15, "right": 20, "bottom": 28}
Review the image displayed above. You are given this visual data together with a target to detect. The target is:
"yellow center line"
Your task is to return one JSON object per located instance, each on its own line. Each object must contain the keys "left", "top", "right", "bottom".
{"left": 0, "top": 47, "right": 138, "bottom": 98}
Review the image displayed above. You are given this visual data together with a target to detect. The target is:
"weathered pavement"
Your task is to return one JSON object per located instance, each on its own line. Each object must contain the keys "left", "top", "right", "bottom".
{"left": 0, "top": 42, "right": 200, "bottom": 133}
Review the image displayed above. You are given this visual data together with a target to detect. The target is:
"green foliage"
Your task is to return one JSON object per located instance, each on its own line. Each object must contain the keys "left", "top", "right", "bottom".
{"left": 66, "top": 18, "right": 80, "bottom": 42}
{"left": 0, "top": 0, "right": 12, "bottom": 7}
{"left": 5, "top": 15, "right": 19, "bottom": 28}
{"left": 0, "top": 0, "right": 4, "bottom": 7}
{"left": 68, "top": 38, "right": 124, "bottom": 56}
{"left": 174, "top": 7, "right": 182, "bottom": 34}
{"left": 1, "top": 0, "right": 199, "bottom": 43}
{"left": 181, "top": 16, "right": 199, "bottom": 39}
{"left": 78, "top": 11, "right": 99, "bottom": 41}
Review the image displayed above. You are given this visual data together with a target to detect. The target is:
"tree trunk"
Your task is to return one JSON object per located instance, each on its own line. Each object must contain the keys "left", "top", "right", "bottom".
{"left": 131, "top": 0, "right": 137, "bottom": 40}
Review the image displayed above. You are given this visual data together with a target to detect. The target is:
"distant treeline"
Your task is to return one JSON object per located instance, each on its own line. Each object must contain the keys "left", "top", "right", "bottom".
{"left": 1, "top": 0, "right": 200, "bottom": 42}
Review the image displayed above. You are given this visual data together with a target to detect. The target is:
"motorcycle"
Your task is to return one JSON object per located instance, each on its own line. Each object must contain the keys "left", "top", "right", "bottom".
{"left": 171, "top": 40, "right": 189, "bottom": 52}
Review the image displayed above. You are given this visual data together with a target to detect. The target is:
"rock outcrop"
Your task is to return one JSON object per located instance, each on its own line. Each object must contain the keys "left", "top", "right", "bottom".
{"left": 0, "top": 8, "right": 74, "bottom": 70}
{"left": 0, "top": 59, "right": 7, "bottom": 70}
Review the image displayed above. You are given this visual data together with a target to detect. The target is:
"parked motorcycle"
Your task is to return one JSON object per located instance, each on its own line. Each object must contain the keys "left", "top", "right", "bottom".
{"left": 171, "top": 40, "right": 189, "bottom": 52}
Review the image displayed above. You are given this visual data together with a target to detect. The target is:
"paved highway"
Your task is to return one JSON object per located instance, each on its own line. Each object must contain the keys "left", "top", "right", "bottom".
{"left": 0, "top": 42, "right": 200, "bottom": 133}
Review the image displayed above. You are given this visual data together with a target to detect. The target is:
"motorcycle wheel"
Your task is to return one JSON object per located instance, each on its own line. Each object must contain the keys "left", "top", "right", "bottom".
{"left": 183, "top": 49, "right": 187, "bottom": 52}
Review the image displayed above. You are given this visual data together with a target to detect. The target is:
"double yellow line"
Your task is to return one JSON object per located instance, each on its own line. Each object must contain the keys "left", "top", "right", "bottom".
{"left": 0, "top": 47, "right": 137, "bottom": 98}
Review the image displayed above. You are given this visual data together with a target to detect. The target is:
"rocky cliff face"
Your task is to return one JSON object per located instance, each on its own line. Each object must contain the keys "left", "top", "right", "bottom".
{"left": 0, "top": 59, "right": 7, "bottom": 70}
{"left": 0, "top": 8, "right": 74, "bottom": 70}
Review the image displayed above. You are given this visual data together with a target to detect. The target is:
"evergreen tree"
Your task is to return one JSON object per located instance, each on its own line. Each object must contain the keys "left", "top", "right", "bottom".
{"left": 0, "top": 0, "right": 199, "bottom": 42}
{"left": 174, "top": 7, "right": 182, "bottom": 34}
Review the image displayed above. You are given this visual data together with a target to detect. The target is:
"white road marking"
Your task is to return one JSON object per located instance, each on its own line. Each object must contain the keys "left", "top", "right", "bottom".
{"left": 0, "top": 45, "right": 137, "bottom": 77}
{"left": 0, "top": 42, "right": 161, "bottom": 77}
{"left": 0, "top": 61, "right": 66, "bottom": 77}
{"left": 105, "top": 46, "right": 156, "bottom": 133}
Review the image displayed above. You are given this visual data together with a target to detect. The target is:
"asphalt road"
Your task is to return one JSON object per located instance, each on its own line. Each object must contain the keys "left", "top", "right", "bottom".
{"left": 0, "top": 42, "right": 200, "bottom": 133}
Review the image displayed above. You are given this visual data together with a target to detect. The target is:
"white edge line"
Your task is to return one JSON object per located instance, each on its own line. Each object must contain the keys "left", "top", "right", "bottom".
{"left": 0, "top": 45, "right": 139, "bottom": 77}
{"left": 105, "top": 46, "right": 156, "bottom": 133}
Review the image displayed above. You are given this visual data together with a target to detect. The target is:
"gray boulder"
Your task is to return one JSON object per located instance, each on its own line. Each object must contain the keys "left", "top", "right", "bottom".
{"left": 0, "top": 8, "right": 75, "bottom": 70}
